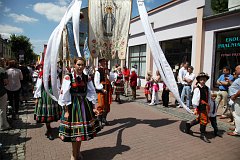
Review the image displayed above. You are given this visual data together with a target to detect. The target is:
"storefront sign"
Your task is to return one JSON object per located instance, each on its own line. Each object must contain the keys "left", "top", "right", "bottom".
{"left": 217, "top": 36, "right": 240, "bottom": 49}
{"left": 221, "top": 53, "right": 240, "bottom": 57}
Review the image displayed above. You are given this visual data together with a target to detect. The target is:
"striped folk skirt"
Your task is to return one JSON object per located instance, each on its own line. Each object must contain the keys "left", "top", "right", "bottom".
{"left": 34, "top": 89, "right": 62, "bottom": 123}
{"left": 115, "top": 82, "right": 124, "bottom": 95}
{"left": 59, "top": 95, "right": 101, "bottom": 142}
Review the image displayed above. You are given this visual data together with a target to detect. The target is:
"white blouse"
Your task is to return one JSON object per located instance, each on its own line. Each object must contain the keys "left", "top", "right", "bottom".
{"left": 192, "top": 84, "right": 211, "bottom": 108}
{"left": 58, "top": 72, "right": 97, "bottom": 107}
{"left": 34, "top": 77, "right": 61, "bottom": 99}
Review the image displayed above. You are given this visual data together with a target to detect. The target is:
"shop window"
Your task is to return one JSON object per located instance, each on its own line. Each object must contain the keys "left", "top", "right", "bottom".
{"left": 213, "top": 28, "right": 240, "bottom": 87}
{"left": 160, "top": 37, "right": 192, "bottom": 71}
{"left": 129, "top": 44, "right": 146, "bottom": 78}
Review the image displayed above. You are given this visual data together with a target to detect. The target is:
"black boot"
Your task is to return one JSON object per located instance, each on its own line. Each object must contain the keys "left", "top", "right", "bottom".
{"left": 185, "top": 123, "right": 191, "bottom": 134}
{"left": 185, "top": 120, "right": 198, "bottom": 134}
{"left": 97, "top": 115, "right": 103, "bottom": 129}
{"left": 102, "top": 118, "right": 110, "bottom": 126}
{"left": 200, "top": 125, "right": 210, "bottom": 143}
{"left": 46, "top": 124, "right": 54, "bottom": 140}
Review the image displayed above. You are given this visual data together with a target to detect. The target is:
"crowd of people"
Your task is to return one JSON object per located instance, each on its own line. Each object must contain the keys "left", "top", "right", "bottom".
{"left": 143, "top": 61, "right": 240, "bottom": 142}
{"left": 1, "top": 56, "right": 240, "bottom": 157}
{"left": 0, "top": 58, "right": 34, "bottom": 127}
{"left": 0, "top": 56, "right": 139, "bottom": 160}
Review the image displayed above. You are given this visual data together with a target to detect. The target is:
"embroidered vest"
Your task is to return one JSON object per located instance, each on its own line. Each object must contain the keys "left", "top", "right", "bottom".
{"left": 69, "top": 73, "right": 88, "bottom": 96}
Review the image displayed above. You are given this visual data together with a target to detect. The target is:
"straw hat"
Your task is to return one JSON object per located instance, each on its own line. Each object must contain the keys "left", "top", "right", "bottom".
{"left": 196, "top": 72, "right": 209, "bottom": 81}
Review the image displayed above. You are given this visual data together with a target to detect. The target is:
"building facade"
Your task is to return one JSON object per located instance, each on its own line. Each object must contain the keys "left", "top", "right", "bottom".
{"left": 0, "top": 36, "right": 12, "bottom": 59}
{"left": 127, "top": 0, "right": 240, "bottom": 88}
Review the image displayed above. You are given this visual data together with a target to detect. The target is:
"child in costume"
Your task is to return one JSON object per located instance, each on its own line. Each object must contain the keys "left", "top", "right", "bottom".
{"left": 185, "top": 72, "right": 211, "bottom": 143}
{"left": 209, "top": 93, "right": 222, "bottom": 137}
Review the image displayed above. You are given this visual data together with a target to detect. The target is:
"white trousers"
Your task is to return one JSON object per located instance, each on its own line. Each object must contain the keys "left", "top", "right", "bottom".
{"left": 233, "top": 99, "right": 240, "bottom": 134}
{"left": 150, "top": 91, "right": 159, "bottom": 104}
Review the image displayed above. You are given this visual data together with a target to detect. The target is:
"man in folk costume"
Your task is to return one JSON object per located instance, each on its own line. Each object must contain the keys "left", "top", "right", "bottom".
{"left": 94, "top": 57, "right": 112, "bottom": 126}
{"left": 185, "top": 72, "right": 211, "bottom": 143}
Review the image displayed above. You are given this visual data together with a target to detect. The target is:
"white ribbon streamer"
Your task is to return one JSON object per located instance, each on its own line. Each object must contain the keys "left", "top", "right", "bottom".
{"left": 137, "top": 0, "right": 193, "bottom": 114}
{"left": 43, "top": 0, "right": 82, "bottom": 101}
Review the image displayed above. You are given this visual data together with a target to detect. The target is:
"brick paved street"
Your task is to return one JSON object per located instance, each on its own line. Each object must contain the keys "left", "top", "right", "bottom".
{"left": 1, "top": 90, "right": 240, "bottom": 160}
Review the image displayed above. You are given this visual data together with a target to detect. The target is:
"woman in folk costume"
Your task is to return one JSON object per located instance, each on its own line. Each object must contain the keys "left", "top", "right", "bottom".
{"left": 34, "top": 64, "right": 62, "bottom": 140}
{"left": 58, "top": 57, "right": 100, "bottom": 160}
{"left": 94, "top": 57, "right": 112, "bottom": 126}
{"left": 114, "top": 66, "right": 124, "bottom": 104}
{"left": 185, "top": 72, "right": 211, "bottom": 143}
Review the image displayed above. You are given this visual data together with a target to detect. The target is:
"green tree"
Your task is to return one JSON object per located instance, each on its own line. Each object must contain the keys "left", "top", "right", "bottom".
{"left": 211, "top": 0, "right": 228, "bottom": 14}
{"left": 9, "top": 34, "right": 38, "bottom": 64}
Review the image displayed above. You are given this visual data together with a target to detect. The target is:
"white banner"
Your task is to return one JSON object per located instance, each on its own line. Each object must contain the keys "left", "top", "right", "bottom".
{"left": 89, "top": 0, "right": 132, "bottom": 60}
{"left": 137, "top": 0, "right": 193, "bottom": 114}
{"left": 43, "top": 0, "right": 82, "bottom": 101}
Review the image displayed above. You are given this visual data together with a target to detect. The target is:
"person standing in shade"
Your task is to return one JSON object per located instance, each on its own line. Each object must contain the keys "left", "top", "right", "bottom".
{"left": 0, "top": 58, "right": 11, "bottom": 131}
{"left": 180, "top": 66, "right": 195, "bottom": 108}
{"left": 18, "top": 61, "right": 30, "bottom": 105}
{"left": 58, "top": 57, "right": 100, "bottom": 160}
{"left": 5, "top": 60, "right": 23, "bottom": 120}
{"left": 162, "top": 82, "right": 170, "bottom": 107}
{"left": 185, "top": 72, "right": 211, "bottom": 143}
{"left": 227, "top": 65, "right": 240, "bottom": 136}
{"left": 94, "top": 57, "right": 112, "bottom": 126}
{"left": 216, "top": 66, "right": 234, "bottom": 119}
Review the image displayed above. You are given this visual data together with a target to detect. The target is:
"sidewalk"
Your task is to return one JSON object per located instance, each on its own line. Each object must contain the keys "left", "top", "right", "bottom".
{"left": 1, "top": 89, "right": 240, "bottom": 160}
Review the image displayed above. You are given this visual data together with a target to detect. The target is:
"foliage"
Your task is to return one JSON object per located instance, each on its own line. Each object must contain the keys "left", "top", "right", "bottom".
{"left": 211, "top": 0, "right": 228, "bottom": 14}
{"left": 9, "top": 34, "right": 38, "bottom": 64}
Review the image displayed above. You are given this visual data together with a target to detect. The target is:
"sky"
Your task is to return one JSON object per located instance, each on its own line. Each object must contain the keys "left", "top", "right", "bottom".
{"left": 0, "top": 0, "right": 170, "bottom": 55}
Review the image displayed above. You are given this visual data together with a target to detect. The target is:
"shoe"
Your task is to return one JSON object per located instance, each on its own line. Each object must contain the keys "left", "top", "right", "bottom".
{"left": 227, "top": 132, "right": 239, "bottom": 136}
{"left": 177, "top": 105, "right": 183, "bottom": 108}
{"left": 102, "top": 118, "right": 110, "bottom": 126}
{"left": 229, "top": 127, "right": 235, "bottom": 131}
{"left": 48, "top": 135, "right": 54, "bottom": 140}
{"left": 148, "top": 103, "right": 155, "bottom": 106}
{"left": 185, "top": 123, "right": 191, "bottom": 134}
{"left": 200, "top": 134, "right": 211, "bottom": 143}
{"left": 228, "top": 119, "right": 233, "bottom": 123}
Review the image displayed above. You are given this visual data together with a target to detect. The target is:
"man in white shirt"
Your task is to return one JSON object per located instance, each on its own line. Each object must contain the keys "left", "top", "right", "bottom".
{"left": 180, "top": 66, "right": 195, "bottom": 108}
{"left": 227, "top": 65, "right": 240, "bottom": 136}
{"left": 176, "top": 62, "right": 189, "bottom": 106}
{"left": 5, "top": 60, "right": 23, "bottom": 119}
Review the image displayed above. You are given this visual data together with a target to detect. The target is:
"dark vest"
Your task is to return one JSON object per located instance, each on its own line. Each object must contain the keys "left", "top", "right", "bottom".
{"left": 197, "top": 85, "right": 209, "bottom": 111}
{"left": 98, "top": 68, "right": 107, "bottom": 82}
{"left": 69, "top": 73, "right": 88, "bottom": 96}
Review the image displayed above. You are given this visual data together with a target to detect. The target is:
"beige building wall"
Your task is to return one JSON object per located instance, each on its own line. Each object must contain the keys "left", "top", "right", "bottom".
{"left": 194, "top": 6, "right": 205, "bottom": 75}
